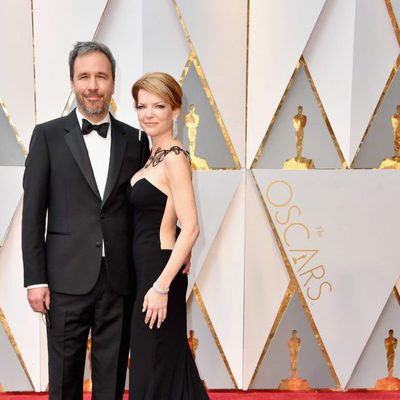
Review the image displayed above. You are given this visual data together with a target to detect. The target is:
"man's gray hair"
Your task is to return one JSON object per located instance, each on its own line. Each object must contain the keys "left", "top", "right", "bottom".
{"left": 69, "top": 41, "right": 116, "bottom": 80}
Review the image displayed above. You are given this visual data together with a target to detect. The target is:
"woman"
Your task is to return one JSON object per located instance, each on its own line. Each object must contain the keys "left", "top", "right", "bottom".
{"left": 128, "top": 72, "right": 209, "bottom": 399}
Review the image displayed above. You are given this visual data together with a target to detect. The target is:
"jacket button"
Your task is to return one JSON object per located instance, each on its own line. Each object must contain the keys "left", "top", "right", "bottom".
{"left": 100, "top": 213, "right": 105, "bottom": 219}
{"left": 96, "top": 241, "right": 102, "bottom": 248}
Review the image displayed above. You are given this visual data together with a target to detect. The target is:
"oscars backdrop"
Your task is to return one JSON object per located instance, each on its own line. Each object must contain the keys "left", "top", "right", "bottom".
{"left": 0, "top": 0, "right": 400, "bottom": 392}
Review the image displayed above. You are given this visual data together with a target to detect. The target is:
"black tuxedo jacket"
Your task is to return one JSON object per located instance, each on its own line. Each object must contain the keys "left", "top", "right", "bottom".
{"left": 22, "top": 110, "right": 149, "bottom": 296}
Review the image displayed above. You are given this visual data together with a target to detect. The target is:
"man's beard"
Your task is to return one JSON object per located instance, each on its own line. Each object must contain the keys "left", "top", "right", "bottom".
{"left": 77, "top": 93, "right": 111, "bottom": 116}
{"left": 82, "top": 105, "right": 106, "bottom": 116}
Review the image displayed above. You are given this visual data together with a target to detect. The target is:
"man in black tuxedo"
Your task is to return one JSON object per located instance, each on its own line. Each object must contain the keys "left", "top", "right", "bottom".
{"left": 22, "top": 41, "right": 149, "bottom": 399}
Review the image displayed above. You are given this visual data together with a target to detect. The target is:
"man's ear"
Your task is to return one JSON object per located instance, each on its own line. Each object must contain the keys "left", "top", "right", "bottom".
{"left": 70, "top": 79, "right": 75, "bottom": 94}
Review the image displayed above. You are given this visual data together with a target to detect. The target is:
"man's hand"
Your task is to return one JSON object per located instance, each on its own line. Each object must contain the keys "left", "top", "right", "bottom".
{"left": 27, "top": 288, "right": 50, "bottom": 314}
{"left": 182, "top": 252, "right": 192, "bottom": 275}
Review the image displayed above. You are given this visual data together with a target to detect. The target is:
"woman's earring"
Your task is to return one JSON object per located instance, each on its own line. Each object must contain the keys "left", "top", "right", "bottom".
{"left": 172, "top": 119, "right": 178, "bottom": 138}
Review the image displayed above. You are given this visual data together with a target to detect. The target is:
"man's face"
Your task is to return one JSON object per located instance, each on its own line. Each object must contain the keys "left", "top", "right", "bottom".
{"left": 70, "top": 51, "right": 114, "bottom": 120}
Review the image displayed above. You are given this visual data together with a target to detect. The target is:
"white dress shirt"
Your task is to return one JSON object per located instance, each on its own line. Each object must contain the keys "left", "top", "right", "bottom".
{"left": 76, "top": 108, "right": 111, "bottom": 198}
{"left": 27, "top": 109, "right": 112, "bottom": 289}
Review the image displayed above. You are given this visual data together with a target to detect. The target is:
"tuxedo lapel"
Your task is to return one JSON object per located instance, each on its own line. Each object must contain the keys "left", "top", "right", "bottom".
{"left": 64, "top": 112, "right": 101, "bottom": 200}
{"left": 102, "top": 117, "right": 127, "bottom": 208}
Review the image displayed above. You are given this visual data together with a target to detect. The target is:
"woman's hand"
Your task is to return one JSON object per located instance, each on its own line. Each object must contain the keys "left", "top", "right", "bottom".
{"left": 142, "top": 288, "right": 168, "bottom": 329}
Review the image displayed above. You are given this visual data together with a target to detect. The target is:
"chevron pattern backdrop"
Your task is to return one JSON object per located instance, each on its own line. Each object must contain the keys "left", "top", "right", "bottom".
{"left": 0, "top": 0, "right": 399, "bottom": 392}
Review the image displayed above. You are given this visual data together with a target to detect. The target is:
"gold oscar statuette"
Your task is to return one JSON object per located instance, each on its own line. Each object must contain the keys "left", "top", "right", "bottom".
{"left": 187, "top": 329, "right": 207, "bottom": 389}
{"left": 0, "top": 384, "right": 4, "bottom": 392}
{"left": 374, "top": 329, "right": 400, "bottom": 390}
{"left": 83, "top": 338, "right": 93, "bottom": 392}
{"left": 379, "top": 105, "right": 400, "bottom": 169}
{"left": 278, "top": 330, "right": 310, "bottom": 391}
{"left": 185, "top": 104, "right": 209, "bottom": 170}
{"left": 188, "top": 329, "right": 199, "bottom": 360}
{"left": 283, "top": 106, "right": 315, "bottom": 170}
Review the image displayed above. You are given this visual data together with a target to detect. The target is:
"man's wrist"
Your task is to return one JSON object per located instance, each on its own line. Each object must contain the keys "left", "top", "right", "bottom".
{"left": 27, "top": 284, "right": 48, "bottom": 289}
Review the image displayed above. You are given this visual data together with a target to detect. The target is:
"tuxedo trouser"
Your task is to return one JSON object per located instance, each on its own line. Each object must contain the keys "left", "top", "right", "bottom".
{"left": 47, "top": 258, "right": 133, "bottom": 400}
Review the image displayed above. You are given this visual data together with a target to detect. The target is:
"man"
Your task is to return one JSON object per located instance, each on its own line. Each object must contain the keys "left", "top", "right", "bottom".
{"left": 22, "top": 41, "right": 149, "bottom": 399}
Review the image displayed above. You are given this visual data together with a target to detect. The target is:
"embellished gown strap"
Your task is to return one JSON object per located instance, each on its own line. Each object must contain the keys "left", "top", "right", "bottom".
{"left": 144, "top": 145, "right": 191, "bottom": 168}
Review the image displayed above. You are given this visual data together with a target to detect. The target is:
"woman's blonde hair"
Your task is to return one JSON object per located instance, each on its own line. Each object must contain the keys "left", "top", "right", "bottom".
{"left": 131, "top": 72, "right": 182, "bottom": 110}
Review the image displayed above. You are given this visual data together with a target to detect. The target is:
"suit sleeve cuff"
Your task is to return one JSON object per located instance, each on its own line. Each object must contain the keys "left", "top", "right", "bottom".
{"left": 26, "top": 284, "right": 48, "bottom": 289}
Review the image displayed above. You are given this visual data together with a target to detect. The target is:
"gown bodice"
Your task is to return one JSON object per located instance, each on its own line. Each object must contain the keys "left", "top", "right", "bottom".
{"left": 128, "top": 178, "right": 168, "bottom": 255}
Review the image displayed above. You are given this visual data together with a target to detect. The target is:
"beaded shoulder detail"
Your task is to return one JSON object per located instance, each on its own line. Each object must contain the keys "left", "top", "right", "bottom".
{"left": 144, "top": 146, "right": 191, "bottom": 168}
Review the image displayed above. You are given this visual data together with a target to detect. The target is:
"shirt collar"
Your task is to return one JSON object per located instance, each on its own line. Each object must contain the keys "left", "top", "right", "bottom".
{"left": 75, "top": 108, "right": 111, "bottom": 129}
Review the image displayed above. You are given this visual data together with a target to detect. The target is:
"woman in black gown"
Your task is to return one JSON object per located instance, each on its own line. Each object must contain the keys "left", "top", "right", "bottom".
{"left": 128, "top": 72, "right": 209, "bottom": 400}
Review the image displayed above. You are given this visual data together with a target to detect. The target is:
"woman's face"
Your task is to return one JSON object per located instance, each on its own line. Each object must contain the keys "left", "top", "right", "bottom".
{"left": 136, "top": 89, "right": 179, "bottom": 139}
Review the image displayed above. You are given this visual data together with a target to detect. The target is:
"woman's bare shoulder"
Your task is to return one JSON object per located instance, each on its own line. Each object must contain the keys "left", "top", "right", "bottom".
{"left": 163, "top": 142, "right": 190, "bottom": 167}
{"left": 163, "top": 143, "right": 191, "bottom": 178}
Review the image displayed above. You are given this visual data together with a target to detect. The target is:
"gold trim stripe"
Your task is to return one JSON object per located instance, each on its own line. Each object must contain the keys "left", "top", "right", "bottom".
{"left": 178, "top": 55, "right": 240, "bottom": 171}
{"left": 0, "top": 202, "right": 32, "bottom": 387}
{"left": 350, "top": 55, "right": 400, "bottom": 168}
{"left": 178, "top": 52, "right": 193, "bottom": 86}
{"left": 62, "top": 93, "right": 75, "bottom": 117}
{"left": 0, "top": 97, "right": 27, "bottom": 245}
{"left": 386, "top": 0, "right": 400, "bottom": 46}
{"left": 301, "top": 56, "right": 347, "bottom": 168}
{"left": 173, "top": 0, "right": 241, "bottom": 170}
{"left": 247, "top": 283, "right": 295, "bottom": 388}
{"left": 30, "top": 0, "right": 37, "bottom": 126}
{"left": 245, "top": 0, "right": 250, "bottom": 168}
{"left": 250, "top": 61, "right": 300, "bottom": 169}
{"left": 193, "top": 284, "right": 239, "bottom": 389}
{"left": 0, "top": 199, "right": 22, "bottom": 249}
{"left": 191, "top": 55, "right": 241, "bottom": 170}
{"left": 251, "top": 57, "right": 347, "bottom": 169}
{"left": 0, "top": 307, "right": 35, "bottom": 390}
{"left": 62, "top": 0, "right": 111, "bottom": 117}
{"left": 92, "top": 0, "right": 111, "bottom": 40}
{"left": 0, "top": 98, "right": 28, "bottom": 158}
{"left": 394, "top": 286, "right": 400, "bottom": 306}
{"left": 250, "top": 170, "right": 341, "bottom": 388}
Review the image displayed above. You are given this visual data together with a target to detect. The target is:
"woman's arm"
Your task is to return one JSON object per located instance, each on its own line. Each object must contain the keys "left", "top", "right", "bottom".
{"left": 143, "top": 152, "right": 199, "bottom": 329}
{"left": 155, "top": 153, "right": 199, "bottom": 289}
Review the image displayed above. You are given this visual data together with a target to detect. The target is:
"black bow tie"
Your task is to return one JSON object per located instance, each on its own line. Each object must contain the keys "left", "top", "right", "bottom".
{"left": 81, "top": 119, "right": 109, "bottom": 138}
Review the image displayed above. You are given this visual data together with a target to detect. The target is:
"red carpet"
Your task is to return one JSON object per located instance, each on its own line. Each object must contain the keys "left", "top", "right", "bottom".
{"left": 0, "top": 391, "right": 400, "bottom": 399}
{"left": 208, "top": 391, "right": 400, "bottom": 399}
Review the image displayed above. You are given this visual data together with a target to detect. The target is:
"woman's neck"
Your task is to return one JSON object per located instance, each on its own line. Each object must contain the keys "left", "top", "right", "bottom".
{"left": 151, "top": 132, "right": 175, "bottom": 150}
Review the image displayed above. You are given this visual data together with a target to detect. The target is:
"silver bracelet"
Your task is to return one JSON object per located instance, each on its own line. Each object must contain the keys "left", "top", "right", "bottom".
{"left": 152, "top": 282, "right": 169, "bottom": 295}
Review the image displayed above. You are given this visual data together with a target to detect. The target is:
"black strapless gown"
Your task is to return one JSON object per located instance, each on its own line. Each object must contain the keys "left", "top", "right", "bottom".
{"left": 128, "top": 177, "right": 209, "bottom": 400}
